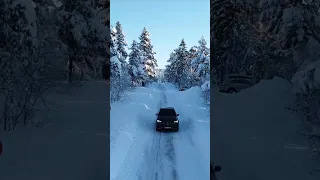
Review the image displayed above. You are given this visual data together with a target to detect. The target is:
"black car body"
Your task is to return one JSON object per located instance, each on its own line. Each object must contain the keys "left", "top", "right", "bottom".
{"left": 155, "top": 107, "right": 179, "bottom": 131}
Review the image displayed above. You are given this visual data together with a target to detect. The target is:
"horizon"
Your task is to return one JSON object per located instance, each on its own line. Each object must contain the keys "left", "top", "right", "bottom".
{"left": 110, "top": 0, "right": 210, "bottom": 69}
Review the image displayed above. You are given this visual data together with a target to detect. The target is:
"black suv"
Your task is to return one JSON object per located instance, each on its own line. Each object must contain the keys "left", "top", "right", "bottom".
{"left": 155, "top": 107, "right": 179, "bottom": 131}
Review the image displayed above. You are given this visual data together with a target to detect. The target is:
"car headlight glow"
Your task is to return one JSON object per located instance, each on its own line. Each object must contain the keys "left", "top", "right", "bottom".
{"left": 174, "top": 120, "right": 179, "bottom": 123}
{"left": 156, "top": 120, "right": 161, "bottom": 123}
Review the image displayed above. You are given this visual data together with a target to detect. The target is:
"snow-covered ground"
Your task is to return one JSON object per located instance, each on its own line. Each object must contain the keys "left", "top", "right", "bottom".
{"left": 111, "top": 83, "right": 210, "bottom": 180}
{"left": 211, "top": 77, "right": 320, "bottom": 180}
{"left": 0, "top": 81, "right": 109, "bottom": 180}
{"left": 2, "top": 77, "right": 316, "bottom": 180}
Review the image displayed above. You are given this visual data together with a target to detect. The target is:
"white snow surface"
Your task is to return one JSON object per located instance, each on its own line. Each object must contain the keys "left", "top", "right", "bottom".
{"left": 0, "top": 81, "right": 109, "bottom": 180}
{"left": 111, "top": 83, "right": 210, "bottom": 180}
{"left": 2, "top": 77, "right": 319, "bottom": 180}
{"left": 211, "top": 77, "right": 320, "bottom": 180}
{"left": 111, "top": 56, "right": 122, "bottom": 71}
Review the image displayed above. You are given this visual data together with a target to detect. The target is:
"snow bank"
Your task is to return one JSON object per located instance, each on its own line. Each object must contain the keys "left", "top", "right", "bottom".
{"left": 180, "top": 86, "right": 207, "bottom": 105}
{"left": 211, "top": 77, "right": 315, "bottom": 180}
{"left": 161, "top": 82, "right": 177, "bottom": 90}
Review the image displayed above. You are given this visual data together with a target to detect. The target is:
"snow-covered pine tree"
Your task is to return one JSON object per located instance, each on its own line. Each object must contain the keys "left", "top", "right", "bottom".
{"left": 115, "top": 21, "right": 128, "bottom": 65}
{"left": 110, "top": 22, "right": 130, "bottom": 99}
{"left": 138, "top": 27, "right": 158, "bottom": 82}
{"left": 110, "top": 25, "right": 117, "bottom": 57}
{"left": 197, "top": 36, "right": 210, "bottom": 56}
{"left": 110, "top": 25, "right": 121, "bottom": 78}
{"left": 191, "top": 36, "right": 210, "bottom": 84}
{"left": 186, "top": 46, "right": 199, "bottom": 87}
{"left": 128, "top": 40, "right": 145, "bottom": 85}
{"left": 172, "top": 39, "right": 189, "bottom": 87}
{"left": 164, "top": 52, "right": 178, "bottom": 84}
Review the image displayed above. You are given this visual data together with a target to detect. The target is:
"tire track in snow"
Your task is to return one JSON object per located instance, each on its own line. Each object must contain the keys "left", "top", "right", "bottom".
{"left": 116, "top": 83, "right": 178, "bottom": 180}
{"left": 163, "top": 133, "right": 179, "bottom": 180}
{"left": 138, "top": 130, "right": 163, "bottom": 180}
{"left": 137, "top": 83, "right": 178, "bottom": 180}
{"left": 161, "top": 84, "right": 178, "bottom": 180}
{"left": 138, "top": 130, "right": 179, "bottom": 180}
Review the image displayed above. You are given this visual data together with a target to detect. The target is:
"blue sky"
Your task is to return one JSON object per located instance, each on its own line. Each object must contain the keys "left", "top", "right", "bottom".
{"left": 110, "top": 0, "right": 210, "bottom": 69}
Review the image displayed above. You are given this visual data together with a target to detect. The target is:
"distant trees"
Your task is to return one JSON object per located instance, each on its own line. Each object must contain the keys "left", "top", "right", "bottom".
{"left": 164, "top": 37, "right": 210, "bottom": 102}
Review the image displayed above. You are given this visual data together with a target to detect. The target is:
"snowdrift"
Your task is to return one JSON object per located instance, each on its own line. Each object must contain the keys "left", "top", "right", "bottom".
{"left": 211, "top": 77, "right": 317, "bottom": 180}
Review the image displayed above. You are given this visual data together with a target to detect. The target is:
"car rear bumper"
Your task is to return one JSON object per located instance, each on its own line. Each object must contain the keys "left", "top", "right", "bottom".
{"left": 156, "top": 122, "right": 179, "bottom": 130}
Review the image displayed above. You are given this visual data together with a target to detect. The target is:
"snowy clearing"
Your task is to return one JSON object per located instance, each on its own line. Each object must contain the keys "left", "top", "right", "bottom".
{"left": 211, "top": 77, "right": 320, "bottom": 180}
{"left": 110, "top": 83, "right": 210, "bottom": 180}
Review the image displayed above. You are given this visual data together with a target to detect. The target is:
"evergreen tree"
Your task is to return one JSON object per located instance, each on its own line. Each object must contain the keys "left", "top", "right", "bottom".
{"left": 186, "top": 46, "right": 199, "bottom": 86}
{"left": 128, "top": 40, "right": 145, "bottom": 84}
{"left": 115, "top": 21, "right": 128, "bottom": 64}
{"left": 191, "top": 36, "right": 210, "bottom": 84}
{"left": 138, "top": 27, "right": 158, "bottom": 81}
{"left": 164, "top": 52, "right": 179, "bottom": 84}
{"left": 164, "top": 39, "right": 189, "bottom": 87}
{"left": 174, "top": 39, "right": 189, "bottom": 87}
{"left": 110, "top": 25, "right": 117, "bottom": 57}
{"left": 197, "top": 36, "right": 210, "bottom": 56}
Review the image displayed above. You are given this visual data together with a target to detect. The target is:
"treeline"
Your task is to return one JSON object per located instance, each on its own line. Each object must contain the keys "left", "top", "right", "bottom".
{"left": 164, "top": 37, "right": 210, "bottom": 102}
{"left": 110, "top": 21, "right": 158, "bottom": 102}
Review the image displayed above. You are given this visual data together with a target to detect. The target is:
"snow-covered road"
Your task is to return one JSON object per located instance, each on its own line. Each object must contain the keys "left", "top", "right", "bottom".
{"left": 111, "top": 83, "right": 210, "bottom": 180}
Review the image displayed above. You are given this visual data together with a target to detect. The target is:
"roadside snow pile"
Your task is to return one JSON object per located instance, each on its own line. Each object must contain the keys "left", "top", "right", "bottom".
{"left": 161, "top": 82, "right": 177, "bottom": 90}
{"left": 176, "top": 86, "right": 206, "bottom": 106}
{"left": 211, "top": 77, "right": 317, "bottom": 180}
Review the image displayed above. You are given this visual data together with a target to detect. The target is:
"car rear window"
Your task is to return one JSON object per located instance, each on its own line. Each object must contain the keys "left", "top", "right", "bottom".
{"left": 158, "top": 109, "right": 176, "bottom": 116}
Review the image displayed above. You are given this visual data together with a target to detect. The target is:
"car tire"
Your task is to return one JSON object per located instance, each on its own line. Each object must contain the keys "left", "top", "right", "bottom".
{"left": 227, "top": 88, "right": 237, "bottom": 93}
